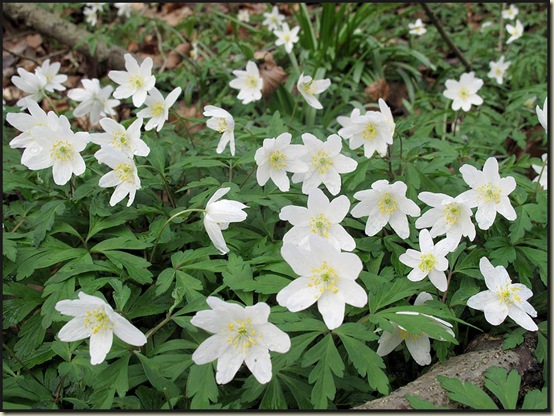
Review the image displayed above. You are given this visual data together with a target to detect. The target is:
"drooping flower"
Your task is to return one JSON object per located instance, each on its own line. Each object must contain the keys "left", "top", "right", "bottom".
{"left": 114, "top": 2, "right": 133, "bottom": 18}
{"left": 55, "top": 291, "right": 147, "bottom": 365}
{"left": 274, "top": 23, "right": 300, "bottom": 54}
{"left": 279, "top": 188, "right": 355, "bottom": 251}
{"left": 399, "top": 229, "right": 452, "bottom": 292}
{"left": 262, "top": 5, "right": 285, "bottom": 31}
{"left": 90, "top": 117, "right": 149, "bottom": 157}
{"left": 506, "top": 20, "right": 524, "bottom": 44}
{"left": 487, "top": 56, "right": 511, "bottom": 85}
{"left": 191, "top": 297, "right": 290, "bottom": 385}
{"left": 95, "top": 148, "right": 141, "bottom": 206}
{"left": 11, "top": 68, "right": 47, "bottom": 109}
{"left": 376, "top": 292, "right": 455, "bottom": 366}
{"left": 458, "top": 157, "right": 517, "bottom": 230}
{"left": 415, "top": 191, "right": 476, "bottom": 251}
{"left": 338, "top": 99, "right": 395, "bottom": 158}
{"left": 297, "top": 73, "right": 331, "bottom": 110}
{"left": 408, "top": 19, "right": 427, "bottom": 36}
{"left": 108, "top": 53, "right": 156, "bottom": 107}
{"left": 204, "top": 187, "right": 248, "bottom": 255}
{"left": 254, "top": 132, "right": 309, "bottom": 192}
{"left": 35, "top": 59, "right": 67, "bottom": 93}
{"left": 351, "top": 179, "right": 420, "bottom": 239}
{"left": 229, "top": 61, "right": 264, "bottom": 105}
{"left": 467, "top": 257, "right": 538, "bottom": 331}
{"left": 22, "top": 115, "right": 89, "bottom": 185}
{"left": 136, "top": 87, "right": 181, "bottom": 132}
{"left": 291, "top": 133, "right": 357, "bottom": 196}
{"left": 7, "top": 99, "right": 59, "bottom": 151}
{"left": 502, "top": 4, "right": 519, "bottom": 20}
{"left": 531, "top": 154, "right": 548, "bottom": 190}
{"left": 277, "top": 235, "right": 367, "bottom": 330}
{"left": 67, "top": 78, "right": 120, "bottom": 125}
{"left": 443, "top": 72, "right": 484, "bottom": 112}
{"left": 203, "top": 105, "right": 236, "bottom": 156}
{"left": 237, "top": 9, "right": 250, "bottom": 22}
{"left": 536, "top": 97, "right": 547, "bottom": 131}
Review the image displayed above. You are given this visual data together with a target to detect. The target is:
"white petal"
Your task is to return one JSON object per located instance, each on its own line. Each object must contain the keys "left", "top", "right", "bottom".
{"left": 89, "top": 330, "right": 113, "bottom": 365}
{"left": 244, "top": 346, "right": 273, "bottom": 384}
{"left": 215, "top": 348, "right": 244, "bottom": 384}
{"left": 317, "top": 291, "right": 345, "bottom": 330}
{"left": 466, "top": 290, "right": 497, "bottom": 311}
{"left": 475, "top": 203, "right": 497, "bottom": 230}
{"left": 389, "top": 212, "right": 410, "bottom": 239}
{"left": 376, "top": 328, "right": 402, "bottom": 356}
{"left": 276, "top": 277, "right": 320, "bottom": 312}
{"left": 204, "top": 217, "right": 229, "bottom": 254}
{"left": 326, "top": 195, "right": 350, "bottom": 223}
{"left": 58, "top": 317, "right": 90, "bottom": 341}
{"left": 405, "top": 335, "right": 432, "bottom": 366}
{"left": 428, "top": 270, "right": 448, "bottom": 292}
{"left": 337, "top": 279, "right": 367, "bottom": 308}
{"left": 245, "top": 303, "right": 270, "bottom": 325}
{"left": 257, "top": 323, "right": 291, "bottom": 353}
{"left": 280, "top": 244, "right": 313, "bottom": 276}
{"left": 483, "top": 301, "right": 509, "bottom": 326}
{"left": 112, "top": 314, "right": 147, "bottom": 346}
{"left": 507, "top": 305, "right": 538, "bottom": 331}
{"left": 192, "top": 334, "right": 231, "bottom": 364}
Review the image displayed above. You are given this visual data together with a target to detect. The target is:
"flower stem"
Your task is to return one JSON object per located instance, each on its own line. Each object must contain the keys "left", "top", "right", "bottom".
{"left": 137, "top": 164, "right": 176, "bottom": 208}
{"left": 532, "top": 162, "right": 546, "bottom": 200}
{"left": 441, "top": 270, "right": 454, "bottom": 303}
{"left": 288, "top": 51, "right": 301, "bottom": 77}
{"left": 239, "top": 165, "right": 257, "bottom": 188}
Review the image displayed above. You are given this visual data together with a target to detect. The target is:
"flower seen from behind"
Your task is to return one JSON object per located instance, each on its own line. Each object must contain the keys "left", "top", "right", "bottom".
{"left": 254, "top": 132, "right": 309, "bottom": 192}
{"left": 67, "top": 78, "right": 120, "bottom": 125}
{"left": 229, "top": 61, "right": 264, "bottom": 105}
{"left": 274, "top": 23, "right": 300, "bottom": 54}
{"left": 291, "top": 133, "right": 357, "bottom": 196}
{"left": 95, "top": 148, "right": 141, "bottom": 206}
{"left": 262, "top": 5, "right": 285, "bottom": 31}
{"left": 277, "top": 236, "right": 367, "bottom": 330}
{"left": 467, "top": 257, "right": 538, "bottom": 331}
{"left": 204, "top": 187, "right": 248, "bottom": 254}
{"left": 408, "top": 19, "right": 426, "bottom": 36}
{"left": 443, "top": 71, "right": 484, "bottom": 112}
{"left": 91, "top": 117, "right": 149, "bottom": 157}
{"left": 108, "top": 53, "right": 156, "bottom": 107}
{"left": 55, "top": 291, "right": 147, "bottom": 365}
{"left": 506, "top": 20, "right": 524, "bottom": 44}
{"left": 297, "top": 73, "right": 331, "bottom": 110}
{"left": 351, "top": 179, "right": 420, "bottom": 239}
{"left": 136, "top": 87, "right": 181, "bottom": 131}
{"left": 536, "top": 97, "right": 547, "bottom": 131}
{"left": 11, "top": 68, "right": 47, "bottom": 109}
{"left": 458, "top": 156, "right": 517, "bottom": 230}
{"left": 531, "top": 154, "right": 547, "bottom": 190}
{"left": 502, "top": 4, "right": 519, "bottom": 20}
{"left": 279, "top": 188, "right": 355, "bottom": 251}
{"left": 191, "top": 297, "right": 290, "bottom": 385}
{"left": 487, "top": 55, "right": 511, "bottom": 85}
{"left": 203, "top": 105, "right": 236, "bottom": 156}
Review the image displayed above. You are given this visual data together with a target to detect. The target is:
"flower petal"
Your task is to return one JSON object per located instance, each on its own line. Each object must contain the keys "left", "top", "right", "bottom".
{"left": 244, "top": 346, "right": 273, "bottom": 384}
{"left": 215, "top": 348, "right": 244, "bottom": 384}
{"left": 405, "top": 335, "right": 432, "bottom": 366}
{"left": 192, "top": 334, "right": 231, "bottom": 364}
{"left": 58, "top": 317, "right": 90, "bottom": 342}
{"left": 112, "top": 314, "right": 147, "bottom": 346}
{"left": 89, "top": 330, "right": 113, "bottom": 365}
{"left": 257, "top": 323, "right": 291, "bottom": 353}
{"left": 317, "top": 291, "right": 345, "bottom": 330}
{"left": 376, "top": 328, "right": 402, "bottom": 357}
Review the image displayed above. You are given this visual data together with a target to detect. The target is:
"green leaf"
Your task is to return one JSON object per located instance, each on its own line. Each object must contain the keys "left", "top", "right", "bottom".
{"left": 109, "top": 279, "right": 132, "bottom": 311}
{"left": 405, "top": 395, "right": 440, "bottom": 409}
{"left": 186, "top": 363, "right": 219, "bottom": 409}
{"left": 136, "top": 353, "right": 180, "bottom": 399}
{"left": 31, "top": 200, "right": 65, "bottom": 247}
{"left": 521, "top": 388, "right": 547, "bottom": 410}
{"left": 91, "top": 236, "right": 153, "bottom": 252}
{"left": 502, "top": 327, "right": 526, "bottom": 350}
{"left": 96, "top": 355, "right": 131, "bottom": 398}
{"left": 14, "top": 315, "right": 46, "bottom": 358}
{"left": 509, "top": 207, "right": 532, "bottom": 244}
{"left": 259, "top": 378, "right": 287, "bottom": 409}
{"left": 103, "top": 250, "right": 153, "bottom": 284}
{"left": 437, "top": 375, "right": 498, "bottom": 409}
{"left": 483, "top": 367, "right": 521, "bottom": 409}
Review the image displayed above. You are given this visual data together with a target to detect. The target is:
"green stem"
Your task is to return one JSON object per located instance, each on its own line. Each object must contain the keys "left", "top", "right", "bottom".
{"left": 288, "top": 51, "right": 301, "bottom": 77}
{"left": 239, "top": 165, "right": 257, "bottom": 188}
{"left": 137, "top": 164, "right": 176, "bottom": 208}
{"left": 532, "top": 162, "right": 546, "bottom": 200}
{"left": 441, "top": 270, "right": 454, "bottom": 303}
{"left": 235, "top": 122, "right": 256, "bottom": 140}
{"left": 170, "top": 109, "right": 196, "bottom": 150}
{"left": 3, "top": 343, "right": 52, "bottom": 394}
{"left": 11, "top": 217, "right": 26, "bottom": 233}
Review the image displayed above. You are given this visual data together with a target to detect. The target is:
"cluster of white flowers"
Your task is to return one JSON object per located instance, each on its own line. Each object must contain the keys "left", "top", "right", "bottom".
{"left": 83, "top": 2, "right": 135, "bottom": 26}
{"left": 261, "top": 5, "right": 300, "bottom": 55}
{"left": 11, "top": 59, "right": 67, "bottom": 109}
{"left": 408, "top": 19, "right": 427, "bottom": 36}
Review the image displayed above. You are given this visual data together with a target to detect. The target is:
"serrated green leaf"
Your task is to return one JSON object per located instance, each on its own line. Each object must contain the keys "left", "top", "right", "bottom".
{"left": 483, "top": 367, "right": 520, "bottom": 409}
{"left": 521, "top": 388, "right": 547, "bottom": 409}
{"left": 136, "top": 353, "right": 180, "bottom": 399}
{"left": 259, "top": 378, "right": 287, "bottom": 409}
{"left": 437, "top": 375, "right": 498, "bottom": 409}
{"left": 186, "top": 363, "right": 219, "bottom": 409}
{"left": 405, "top": 395, "right": 439, "bottom": 409}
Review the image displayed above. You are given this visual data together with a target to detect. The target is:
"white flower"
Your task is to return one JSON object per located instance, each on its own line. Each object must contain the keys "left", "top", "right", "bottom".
{"left": 506, "top": 20, "right": 524, "bottom": 44}
{"left": 11, "top": 68, "right": 47, "bottom": 109}
{"left": 536, "top": 97, "right": 547, "bottom": 131}
{"left": 532, "top": 154, "right": 548, "bottom": 190}
{"left": 480, "top": 21, "right": 494, "bottom": 32}
{"left": 502, "top": 4, "right": 519, "bottom": 20}
{"left": 83, "top": 7, "right": 98, "bottom": 26}
{"left": 338, "top": 99, "right": 395, "bottom": 158}
{"left": 55, "top": 291, "right": 147, "bottom": 365}
{"left": 136, "top": 87, "right": 182, "bottom": 132}
{"left": 337, "top": 108, "right": 363, "bottom": 136}
{"left": 351, "top": 179, "right": 420, "bottom": 239}
{"left": 203, "top": 105, "right": 236, "bottom": 156}
{"left": 91, "top": 117, "right": 149, "bottom": 157}
{"left": 443, "top": 71, "right": 484, "bottom": 112}
{"left": 279, "top": 188, "right": 355, "bottom": 251}
{"left": 277, "top": 236, "right": 367, "bottom": 330}
{"left": 229, "top": 61, "right": 264, "bottom": 105}
{"left": 487, "top": 56, "right": 511, "bottom": 85}
{"left": 190, "top": 41, "right": 199, "bottom": 61}
{"left": 274, "top": 23, "right": 300, "bottom": 54}
{"left": 204, "top": 187, "right": 248, "bottom": 255}
{"left": 67, "top": 78, "right": 120, "bottom": 125}
{"left": 415, "top": 191, "right": 476, "bottom": 250}
{"left": 297, "top": 73, "right": 331, "bottom": 110}
{"left": 108, "top": 53, "right": 156, "bottom": 107}
{"left": 86, "top": 2, "right": 105, "bottom": 13}
{"left": 254, "top": 132, "right": 309, "bottom": 192}
{"left": 95, "top": 148, "right": 141, "bottom": 206}
{"left": 458, "top": 157, "right": 517, "bottom": 230}
{"left": 35, "top": 59, "right": 67, "bottom": 92}
{"left": 377, "top": 292, "right": 455, "bottom": 366}
{"left": 114, "top": 3, "right": 133, "bottom": 18}
{"left": 262, "top": 5, "right": 285, "bottom": 31}
{"left": 7, "top": 99, "right": 58, "bottom": 150}
{"left": 237, "top": 9, "right": 250, "bottom": 22}
{"left": 399, "top": 229, "right": 451, "bottom": 292}
{"left": 523, "top": 96, "right": 537, "bottom": 109}
{"left": 191, "top": 297, "right": 290, "bottom": 385}
{"left": 291, "top": 133, "right": 357, "bottom": 196}
{"left": 467, "top": 257, "right": 538, "bottom": 331}
{"left": 408, "top": 19, "right": 427, "bottom": 36}
{"left": 23, "top": 115, "right": 89, "bottom": 185}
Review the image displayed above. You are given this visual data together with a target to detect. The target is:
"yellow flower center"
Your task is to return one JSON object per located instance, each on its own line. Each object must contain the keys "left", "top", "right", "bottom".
{"left": 114, "top": 163, "right": 135, "bottom": 183}
{"left": 151, "top": 102, "right": 165, "bottom": 117}
{"left": 362, "top": 123, "right": 378, "bottom": 141}
{"left": 497, "top": 283, "right": 522, "bottom": 304}
{"left": 378, "top": 192, "right": 397, "bottom": 215}
{"left": 283, "top": 33, "right": 291, "bottom": 42}
{"left": 50, "top": 141, "right": 74, "bottom": 162}
{"left": 301, "top": 81, "right": 315, "bottom": 95}
{"left": 477, "top": 183, "right": 502, "bottom": 204}
{"left": 399, "top": 329, "right": 421, "bottom": 341}
{"left": 129, "top": 75, "right": 144, "bottom": 89}
{"left": 245, "top": 75, "right": 258, "bottom": 88}
{"left": 444, "top": 202, "right": 462, "bottom": 226}
{"left": 269, "top": 150, "right": 287, "bottom": 170}
{"left": 311, "top": 150, "right": 333, "bottom": 174}
{"left": 495, "top": 68, "right": 503, "bottom": 76}
{"left": 310, "top": 213, "right": 331, "bottom": 238}
{"left": 459, "top": 87, "right": 470, "bottom": 100}
{"left": 111, "top": 132, "right": 130, "bottom": 150}
{"left": 308, "top": 261, "right": 339, "bottom": 296}
{"left": 216, "top": 118, "right": 227, "bottom": 133}
{"left": 418, "top": 253, "right": 437, "bottom": 272}
{"left": 224, "top": 318, "right": 260, "bottom": 352}
{"left": 83, "top": 307, "right": 113, "bottom": 334}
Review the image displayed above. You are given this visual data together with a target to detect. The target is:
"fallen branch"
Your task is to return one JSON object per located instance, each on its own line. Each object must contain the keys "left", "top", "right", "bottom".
{"left": 3, "top": 3, "right": 129, "bottom": 72}
{"left": 354, "top": 333, "right": 540, "bottom": 409}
